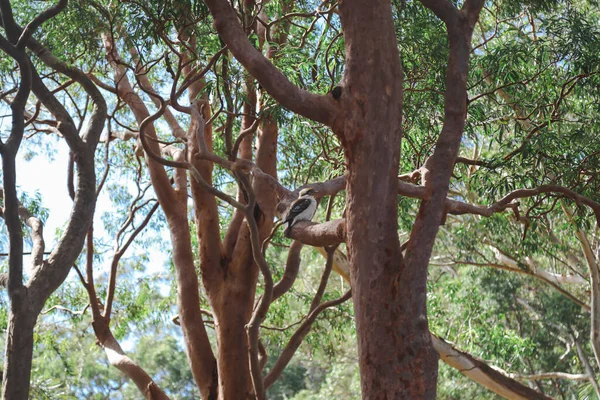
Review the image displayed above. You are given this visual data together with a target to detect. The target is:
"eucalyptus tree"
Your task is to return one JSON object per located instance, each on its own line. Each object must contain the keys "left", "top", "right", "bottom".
{"left": 0, "top": 1, "right": 106, "bottom": 398}
{"left": 3, "top": 0, "right": 600, "bottom": 399}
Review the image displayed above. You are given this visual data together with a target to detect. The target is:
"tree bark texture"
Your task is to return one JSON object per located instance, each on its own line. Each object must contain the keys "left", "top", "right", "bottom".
{"left": 1, "top": 305, "right": 35, "bottom": 400}
{"left": 335, "top": 1, "right": 440, "bottom": 397}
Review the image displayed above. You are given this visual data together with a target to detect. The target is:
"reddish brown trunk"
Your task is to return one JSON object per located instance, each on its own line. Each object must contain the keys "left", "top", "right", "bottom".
{"left": 254, "top": 118, "right": 279, "bottom": 234}
{"left": 212, "top": 228, "right": 258, "bottom": 400}
{"left": 164, "top": 210, "right": 218, "bottom": 399}
{"left": 337, "top": 0, "right": 438, "bottom": 398}
{"left": 214, "top": 299, "right": 255, "bottom": 400}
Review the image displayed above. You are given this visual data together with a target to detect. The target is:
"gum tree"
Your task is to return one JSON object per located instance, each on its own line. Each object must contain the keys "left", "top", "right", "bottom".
{"left": 5, "top": 0, "right": 600, "bottom": 399}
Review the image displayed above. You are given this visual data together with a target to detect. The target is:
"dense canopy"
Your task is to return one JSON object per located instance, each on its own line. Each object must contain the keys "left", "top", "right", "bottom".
{"left": 1, "top": 0, "right": 600, "bottom": 399}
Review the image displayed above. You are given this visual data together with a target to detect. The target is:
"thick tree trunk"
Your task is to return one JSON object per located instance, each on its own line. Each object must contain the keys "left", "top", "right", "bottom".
{"left": 214, "top": 299, "right": 255, "bottom": 400}
{"left": 1, "top": 306, "right": 36, "bottom": 400}
{"left": 212, "top": 232, "right": 257, "bottom": 400}
{"left": 202, "top": 0, "right": 482, "bottom": 397}
{"left": 336, "top": 1, "right": 438, "bottom": 398}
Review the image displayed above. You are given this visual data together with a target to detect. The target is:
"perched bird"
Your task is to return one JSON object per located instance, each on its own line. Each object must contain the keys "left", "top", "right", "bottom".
{"left": 283, "top": 188, "right": 317, "bottom": 236}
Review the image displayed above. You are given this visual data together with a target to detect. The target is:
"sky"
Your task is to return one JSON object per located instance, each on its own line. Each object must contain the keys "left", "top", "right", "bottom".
{"left": 6, "top": 133, "right": 169, "bottom": 287}
{"left": 15, "top": 140, "right": 72, "bottom": 247}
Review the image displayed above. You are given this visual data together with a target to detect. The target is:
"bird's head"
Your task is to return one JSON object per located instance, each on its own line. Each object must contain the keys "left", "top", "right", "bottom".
{"left": 298, "top": 188, "right": 316, "bottom": 198}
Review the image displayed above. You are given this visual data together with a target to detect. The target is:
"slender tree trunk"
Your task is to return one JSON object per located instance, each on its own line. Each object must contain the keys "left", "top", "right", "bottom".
{"left": 336, "top": 1, "right": 439, "bottom": 398}
{"left": 0, "top": 37, "right": 31, "bottom": 400}
{"left": 0, "top": 150, "right": 32, "bottom": 400}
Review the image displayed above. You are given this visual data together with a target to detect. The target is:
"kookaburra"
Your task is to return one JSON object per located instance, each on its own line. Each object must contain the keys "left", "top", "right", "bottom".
{"left": 283, "top": 188, "right": 317, "bottom": 236}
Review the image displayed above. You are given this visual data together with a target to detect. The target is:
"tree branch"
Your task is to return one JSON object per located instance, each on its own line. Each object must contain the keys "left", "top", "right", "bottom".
{"left": 264, "top": 289, "right": 352, "bottom": 388}
{"left": 418, "top": 0, "right": 459, "bottom": 25}
{"left": 271, "top": 240, "right": 303, "bottom": 303}
{"left": 15, "top": 0, "right": 68, "bottom": 50}
{"left": 105, "top": 200, "right": 159, "bottom": 320}
{"left": 432, "top": 335, "right": 554, "bottom": 400}
{"left": 287, "top": 219, "right": 347, "bottom": 247}
{"left": 203, "top": 0, "right": 338, "bottom": 126}
{"left": 507, "top": 372, "right": 589, "bottom": 382}
{"left": 239, "top": 173, "right": 272, "bottom": 400}
{"left": 564, "top": 204, "right": 600, "bottom": 369}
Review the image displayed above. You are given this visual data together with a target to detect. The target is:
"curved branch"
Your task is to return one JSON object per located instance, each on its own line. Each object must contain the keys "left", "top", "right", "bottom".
{"left": 264, "top": 289, "right": 352, "bottom": 388}
{"left": 16, "top": 0, "right": 68, "bottom": 50}
{"left": 93, "top": 321, "right": 171, "bottom": 400}
{"left": 271, "top": 240, "right": 303, "bottom": 303}
{"left": 104, "top": 201, "right": 159, "bottom": 320}
{"left": 204, "top": 0, "right": 339, "bottom": 126}
{"left": 432, "top": 335, "right": 554, "bottom": 400}
{"left": 21, "top": 46, "right": 106, "bottom": 306}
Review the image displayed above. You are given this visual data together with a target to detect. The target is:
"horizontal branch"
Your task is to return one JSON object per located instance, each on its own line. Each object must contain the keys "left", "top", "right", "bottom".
{"left": 287, "top": 219, "right": 346, "bottom": 247}
{"left": 508, "top": 372, "right": 589, "bottom": 382}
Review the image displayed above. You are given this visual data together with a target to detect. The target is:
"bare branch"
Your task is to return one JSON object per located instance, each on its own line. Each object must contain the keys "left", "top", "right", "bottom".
{"left": 272, "top": 240, "right": 303, "bottom": 303}
{"left": 573, "top": 332, "right": 600, "bottom": 397}
{"left": 564, "top": 204, "right": 600, "bottom": 369}
{"left": 93, "top": 322, "right": 171, "bottom": 400}
{"left": 105, "top": 201, "right": 159, "bottom": 319}
{"left": 239, "top": 173, "right": 272, "bottom": 400}
{"left": 418, "top": 0, "right": 460, "bottom": 25}
{"left": 309, "top": 246, "right": 337, "bottom": 312}
{"left": 507, "top": 372, "right": 589, "bottom": 382}
{"left": 287, "top": 219, "right": 346, "bottom": 247}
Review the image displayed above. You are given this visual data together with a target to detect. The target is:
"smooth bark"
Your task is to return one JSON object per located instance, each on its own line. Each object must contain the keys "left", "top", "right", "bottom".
{"left": 93, "top": 318, "right": 171, "bottom": 400}
{"left": 102, "top": 34, "right": 217, "bottom": 398}
{"left": 433, "top": 335, "right": 554, "bottom": 400}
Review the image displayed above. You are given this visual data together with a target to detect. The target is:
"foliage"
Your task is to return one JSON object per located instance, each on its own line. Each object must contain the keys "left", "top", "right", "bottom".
{"left": 2, "top": 0, "right": 600, "bottom": 398}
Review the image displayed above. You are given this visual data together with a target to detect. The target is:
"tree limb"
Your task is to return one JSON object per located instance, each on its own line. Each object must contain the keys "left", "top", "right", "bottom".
{"left": 433, "top": 335, "right": 554, "bottom": 400}
{"left": 203, "top": 0, "right": 339, "bottom": 126}
{"left": 264, "top": 289, "right": 353, "bottom": 389}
